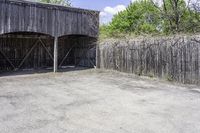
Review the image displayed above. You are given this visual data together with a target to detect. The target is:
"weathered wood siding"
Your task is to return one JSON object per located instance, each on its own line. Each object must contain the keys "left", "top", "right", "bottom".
{"left": 0, "top": 0, "right": 99, "bottom": 38}
{"left": 74, "top": 37, "right": 97, "bottom": 67}
{"left": 0, "top": 36, "right": 54, "bottom": 71}
{"left": 0, "top": 0, "right": 99, "bottom": 72}
{"left": 0, "top": 34, "right": 96, "bottom": 72}
{"left": 59, "top": 35, "right": 96, "bottom": 67}
{"left": 98, "top": 36, "right": 200, "bottom": 84}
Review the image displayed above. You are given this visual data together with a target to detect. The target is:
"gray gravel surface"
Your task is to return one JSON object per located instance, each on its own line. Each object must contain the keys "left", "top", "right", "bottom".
{"left": 0, "top": 69, "right": 200, "bottom": 133}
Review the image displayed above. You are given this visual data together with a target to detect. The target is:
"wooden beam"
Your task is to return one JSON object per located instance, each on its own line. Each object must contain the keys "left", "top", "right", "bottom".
{"left": 59, "top": 47, "right": 73, "bottom": 67}
{"left": 59, "top": 43, "right": 77, "bottom": 67}
{"left": 54, "top": 37, "right": 58, "bottom": 72}
{"left": 88, "top": 57, "right": 95, "bottom": 68}
{"left": 15, "top": 40, "right": 39, "bottom": 71}
{"left": 0, "top": 49, "right": 16, "bottom": 69}
{"left": 75, "top": 46, "right": 94, "bottom": 66}
{"left": 39, "top": 38, "right": 54, "bottom": 61}
{"left": 0, "top": 35, "right": 52, "bottom": 39}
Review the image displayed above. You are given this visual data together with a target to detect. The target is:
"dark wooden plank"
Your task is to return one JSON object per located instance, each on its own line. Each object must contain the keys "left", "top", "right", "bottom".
{"left": 0, "top": 0, "right": 99, "bottom": 38}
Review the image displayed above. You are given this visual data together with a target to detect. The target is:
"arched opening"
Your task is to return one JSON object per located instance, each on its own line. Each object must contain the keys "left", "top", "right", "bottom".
{"left": 0, "top": 32, "right": 97, "bottom": 73}
{"left": 0, "top": 32, "right": 54, "bottom": 72}
{"left": 58, "top": 35, "right": 97, "bottom": 69}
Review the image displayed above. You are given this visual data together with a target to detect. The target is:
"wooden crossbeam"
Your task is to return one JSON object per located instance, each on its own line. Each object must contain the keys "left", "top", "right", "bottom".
{"left": 76, "top": 45, "right": 95, "bottom": 67}
{"left": 15, "top": 40, "right": 39, "bottom": 71}
{"left": 0, "top": 49, "right": 16, "bottom": 69}
{"left": 59, "top": 47, "right": 73, "bottom": 67}
{"left": 39, "top": 38, "right": 54, "bottom": 61}
{"left": 88, "top": 55, "right": 95, "bottom": 67}
{"left": 59, "top": 43, "right": 77, "bottom": 67}
{"left": 15, "top": 38, "right": 54, "bottom": 71}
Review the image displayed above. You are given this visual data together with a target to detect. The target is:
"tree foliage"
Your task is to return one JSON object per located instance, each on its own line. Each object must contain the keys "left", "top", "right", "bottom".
{"left": 160, "top": 0, "right": 200, "bottom": 33}
{"left": 100, "top": 0, "right": 200, "bottom": 38}
{"left": 38, "top": 0, "right": 71, "bottom": 6}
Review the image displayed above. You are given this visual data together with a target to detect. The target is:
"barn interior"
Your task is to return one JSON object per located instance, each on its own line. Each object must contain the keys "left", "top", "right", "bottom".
{"left": 0, "top": 32, "right": 97, "bottom": 72}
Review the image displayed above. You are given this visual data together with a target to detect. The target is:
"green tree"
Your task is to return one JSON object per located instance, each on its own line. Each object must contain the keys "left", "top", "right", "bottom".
{"left": 109, "top": 0, "right": 161, "bottom": 36}
{"left": 161, "top": 0, "right": 189, "bottom": 33}
{"left": 39, "top": 0, "right": 71, "bottom": 6}
{"left": 153, "top": 0, "right": 200, "bottom": 33}
{"left": 99, "top": 24, "right": 112, "bottom": 39}
{"left": 101, "top": 0, "right": 200, "bottom": 37}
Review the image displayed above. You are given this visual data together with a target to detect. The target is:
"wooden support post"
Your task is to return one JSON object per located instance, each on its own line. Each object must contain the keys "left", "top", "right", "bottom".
{"left": 54, "top": 37, "right": 58, "bottom": 72}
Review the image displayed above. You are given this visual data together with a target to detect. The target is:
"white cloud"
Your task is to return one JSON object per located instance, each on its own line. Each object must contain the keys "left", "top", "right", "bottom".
{"left": 100, "top": 4, "right": 126, "bottom": 24}
{"left": 100, "top": 12, "right": 107, "bottom": 17}
{"left": 104, "top": 5, "right": 126, "bottom": 15}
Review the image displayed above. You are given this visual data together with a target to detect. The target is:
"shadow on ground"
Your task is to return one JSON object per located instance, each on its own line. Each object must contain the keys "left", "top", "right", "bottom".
{"left": 0, "top": 66, "right": 92, "bottom": 77}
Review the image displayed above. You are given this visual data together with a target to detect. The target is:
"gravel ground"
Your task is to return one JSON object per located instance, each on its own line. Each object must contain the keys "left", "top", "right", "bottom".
{"left": 0, "top": 69, "right": 200, "bottom": 133}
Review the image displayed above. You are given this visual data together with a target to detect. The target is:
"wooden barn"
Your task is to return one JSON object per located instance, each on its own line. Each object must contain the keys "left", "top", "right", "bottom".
{"left": 0, "top": 0, "right": 99, "bottom": 72}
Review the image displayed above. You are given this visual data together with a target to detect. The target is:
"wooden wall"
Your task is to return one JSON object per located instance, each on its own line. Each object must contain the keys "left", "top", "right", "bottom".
{"left": 98, "top": 36, "right": 200, "bottom": 84}
{"left": 59, "top": 35, "right": 97, "bottom": 67}
{"left": 0, "top": 34, "right": 96, "bottom": 72}
{"left": 0, "top": 0, "right": 99, "bottom": 38}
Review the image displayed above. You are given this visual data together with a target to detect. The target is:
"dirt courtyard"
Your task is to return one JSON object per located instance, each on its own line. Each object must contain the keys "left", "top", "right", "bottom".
{"left": 0, "top": 69, "right": 200, "bottom": 133}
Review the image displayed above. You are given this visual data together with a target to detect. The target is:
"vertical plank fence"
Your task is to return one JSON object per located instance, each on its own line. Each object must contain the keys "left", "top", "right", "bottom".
{"left": 98, "top": 35, "right": 200, "bottom": 84}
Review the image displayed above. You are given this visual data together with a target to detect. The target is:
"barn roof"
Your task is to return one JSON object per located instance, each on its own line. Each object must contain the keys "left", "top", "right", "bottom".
{"left": 0, "top": 0, "right": 99, "bottom": 38}
{"left": 6, "top": 0, "right": 100, "bottom": 13}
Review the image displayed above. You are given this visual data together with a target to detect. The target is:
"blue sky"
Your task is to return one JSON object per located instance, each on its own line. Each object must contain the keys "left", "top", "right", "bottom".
{"left": 72, "top": 0, "right": 134, "bottom": 24}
